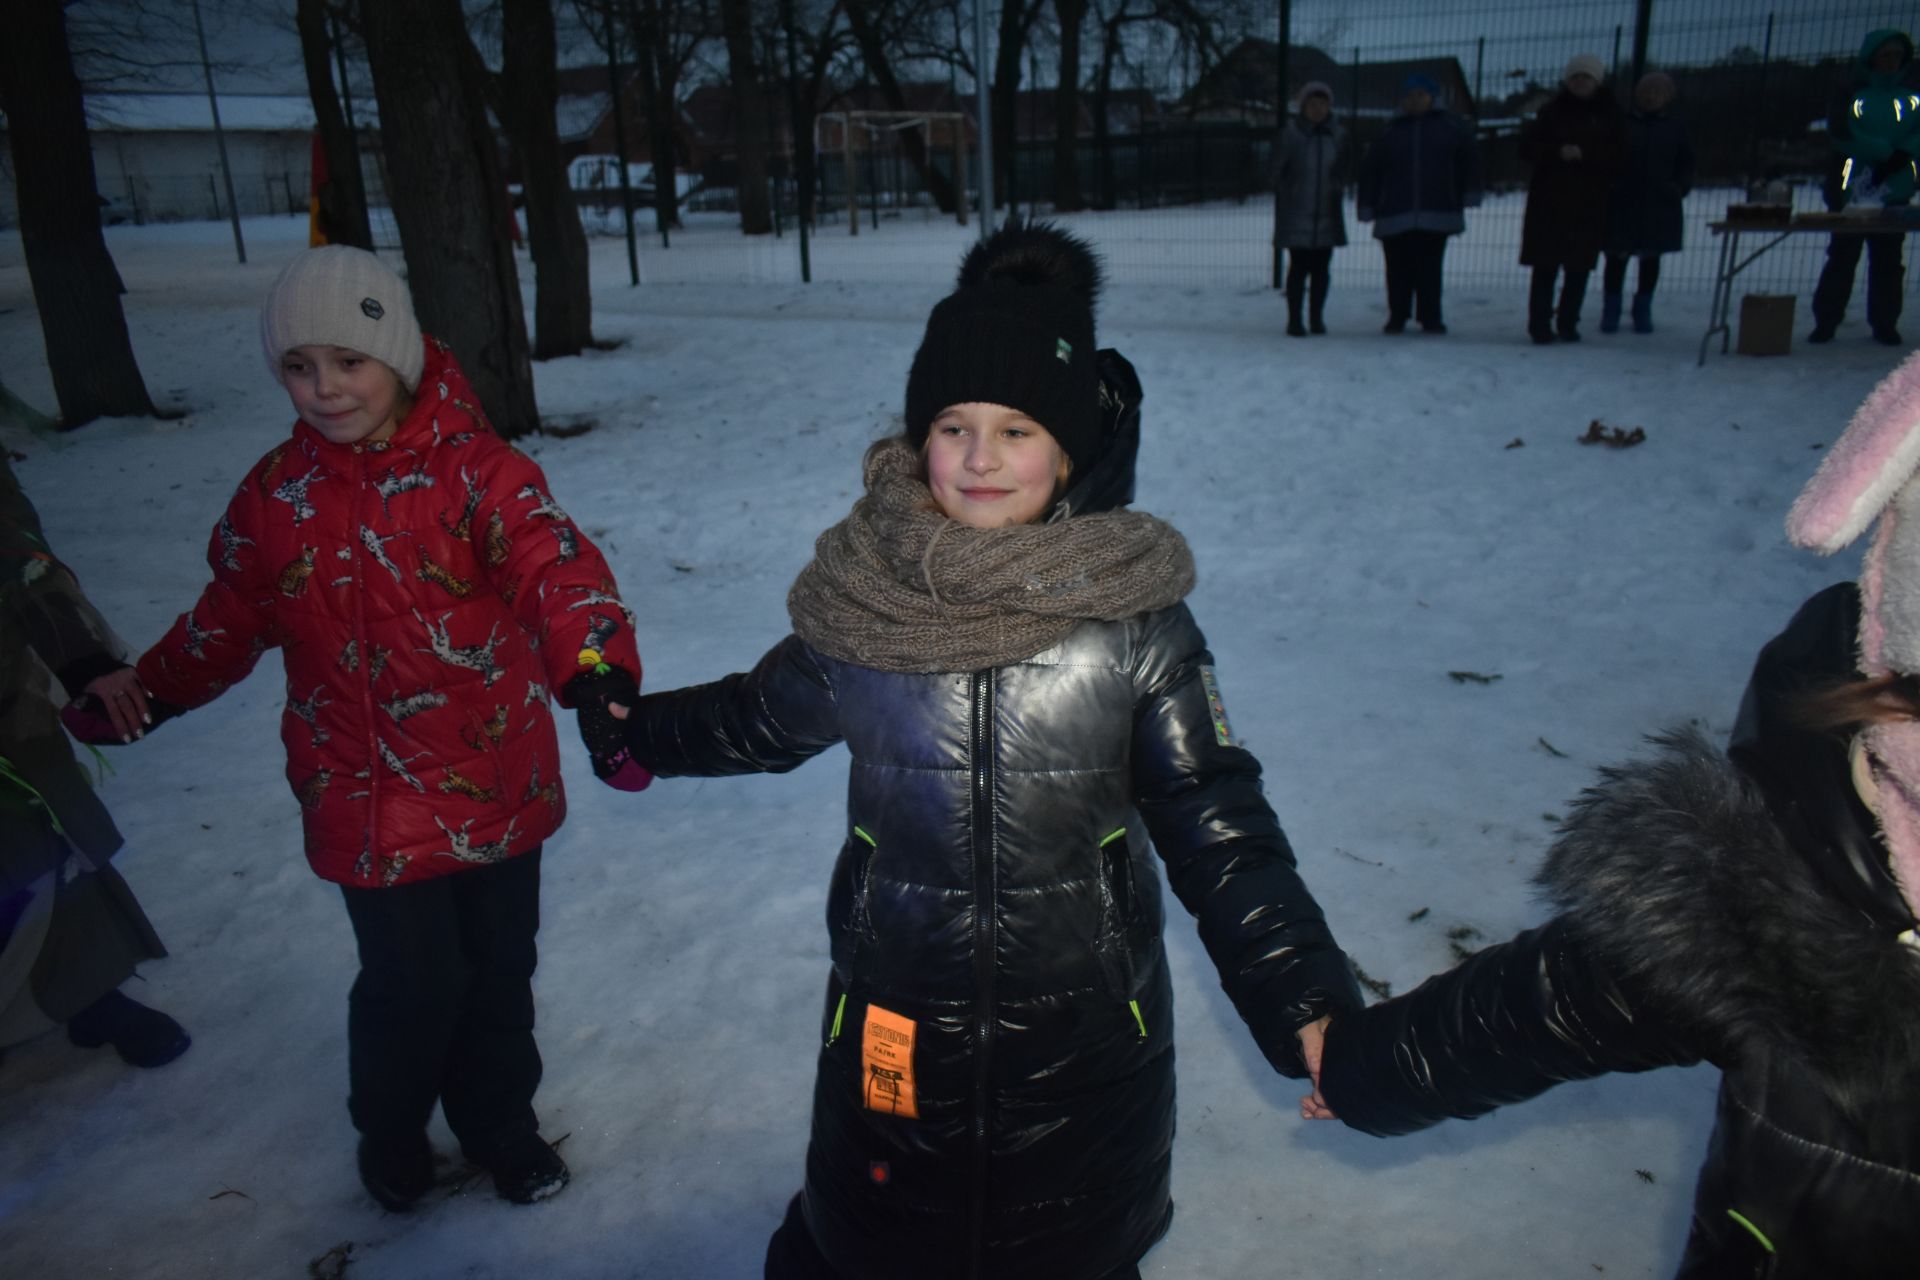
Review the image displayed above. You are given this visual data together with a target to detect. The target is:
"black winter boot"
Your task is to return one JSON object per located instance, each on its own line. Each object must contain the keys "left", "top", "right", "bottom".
{"left": 66, "top": 988, "right": 190, "bottom": 1068}
{"left": 1285, "top": 295, "right": 1307, "bottom": 337}
{"left": 358, "top": 1131, "right": 434, "bottom": 1211}
{"left": 478, "top": 1129, "right": 570, "bottom": 1204}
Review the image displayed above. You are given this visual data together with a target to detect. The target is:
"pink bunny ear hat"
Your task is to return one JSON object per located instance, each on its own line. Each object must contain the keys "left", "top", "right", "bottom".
{"left": 1788, "top": 348, "right": 1920, "bottom": 676}
{"left": 1787, "top": 347, "right": 1920, "bottom": 918}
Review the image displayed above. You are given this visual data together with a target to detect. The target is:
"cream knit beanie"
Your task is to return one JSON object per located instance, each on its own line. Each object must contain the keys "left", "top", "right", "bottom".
{"left": 1563, "top": 53, "right": 1606, "bottom": 84}
{"left": 260, "top": 246, "right": 424, "bottom": 391}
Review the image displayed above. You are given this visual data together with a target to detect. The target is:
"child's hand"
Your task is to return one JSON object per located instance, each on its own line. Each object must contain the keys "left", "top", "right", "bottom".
{"left": 566, "top": 667, "right": 652, "bottom": 792}
{"left": 1296, "top": 1015, "right": 1337, "bottom": 1121}
{"left": 67, "top": 667, "right": 152, "bottom": 743}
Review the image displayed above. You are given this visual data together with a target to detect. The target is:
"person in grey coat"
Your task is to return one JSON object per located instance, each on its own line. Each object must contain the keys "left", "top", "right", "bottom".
{"left": 0, "top": 451, "right": 188, "bottom": 1070}
{"left": 1273, "top": 81, "right": 1347, "bottom": 336}
{"left": 1601, "top": 72, "right": 1694, "bottom": 334}
{"left": 577, "top": 223, "right": 1360, "bottom": 1280}
{"left": 1357, "top": 74, "right": 1483, "bottom": 334}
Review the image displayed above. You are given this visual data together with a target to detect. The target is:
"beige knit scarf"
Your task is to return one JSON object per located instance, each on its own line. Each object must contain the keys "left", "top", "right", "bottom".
{"left": 788, "top": 437, "right": 1195, "bottom": 673}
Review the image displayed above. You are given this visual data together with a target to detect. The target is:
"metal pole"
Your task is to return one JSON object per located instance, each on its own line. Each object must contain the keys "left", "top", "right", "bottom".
{"left": 1631, "top": 0, "right": 1654, "bottom": 90}
{"left": 1272, "top": 0, "right": 1289, "bottom": 288}
{"left": 1474, "top": 36, "right": 1484, "bottom": 107}
{"left": 604, "top": 6, "right": 641, "bottom": 286}
{"left": 1751, "top": 12, "right": 1775, "bottom": 183}
{"left": 783, "top": 0, "right": 811, "bottom": 281}
{"left": 191, "top": 0, "right": 246, "bottom": 263}
{"left": 975, "top": 0, "right": 995, "bottom": 238}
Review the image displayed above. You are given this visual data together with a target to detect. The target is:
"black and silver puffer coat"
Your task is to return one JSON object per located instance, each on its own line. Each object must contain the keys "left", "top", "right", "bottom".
{"left": 625, "top": 362, "right": 1358, "bottom": 1280}
{"left": 1322, "top": 583, "right": 1920, "bottom": 1278}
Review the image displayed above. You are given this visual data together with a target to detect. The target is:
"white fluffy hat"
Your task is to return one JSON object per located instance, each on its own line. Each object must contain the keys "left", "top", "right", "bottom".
{"left": 1563, "top": 53, "right": 1606, "bottom": 84}
{"left": 259, "top": 246, "right": 424, "bottom": 391}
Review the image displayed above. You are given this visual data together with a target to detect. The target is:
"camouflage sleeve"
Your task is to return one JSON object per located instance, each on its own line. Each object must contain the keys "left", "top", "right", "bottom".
{"left": 0, "top": 453, "right": 127, "bottom": 695}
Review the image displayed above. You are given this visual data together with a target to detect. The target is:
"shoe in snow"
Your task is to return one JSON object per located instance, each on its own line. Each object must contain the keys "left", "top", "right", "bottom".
{"left": 66, "top": 989, "right": 190, "bottom": 1068}
{"left": 358, "top": 1131, "right": 434, "bottom": 1212}
{"left": 481, "top": 1131, "right": 570, "bottom": 1204}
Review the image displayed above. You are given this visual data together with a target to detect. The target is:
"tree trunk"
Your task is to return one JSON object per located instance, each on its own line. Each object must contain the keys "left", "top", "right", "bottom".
{"left": 1051, "top": 0, "right": 1087, "bottom": 212}
{"left": 362, "top": 0, "right": 539, "bottom": 437}
{"left": 842, "top": 0, "right": 958, "bottom": 213}
{"left": 295, "top": 0, "right": 374, "bottom": 250}
{"left": 990, "top": 0, "right": 1040, "bottom": 211}
{"left": 501, "top": 0, "right": 595, "bottom": 357}
{"left": 720, "top": 0, "right": 773, "bottom": 233}
{"left": 0, "top": 0, "right": 156, "bottom": 428}
{"left": 626, "top": 0, "right": 682, "bottom": 232}
{"left": 1092, "top": 19, "right": 1120, "bottom": 210}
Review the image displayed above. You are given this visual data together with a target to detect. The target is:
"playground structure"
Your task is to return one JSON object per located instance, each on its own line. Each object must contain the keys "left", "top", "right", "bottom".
{"left": 812, "top": 110, "right": 970, "bottom": 234}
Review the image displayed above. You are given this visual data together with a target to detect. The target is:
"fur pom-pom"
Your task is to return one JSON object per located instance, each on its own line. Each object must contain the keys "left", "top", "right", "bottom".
{"left": 955, "top": 219, "right": 1102, "bottom": 306}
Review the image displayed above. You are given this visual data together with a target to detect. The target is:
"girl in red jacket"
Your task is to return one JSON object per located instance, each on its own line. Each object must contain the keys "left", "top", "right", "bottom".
{"left": 71, "top": 246, "right": 644, "bottom": 1211}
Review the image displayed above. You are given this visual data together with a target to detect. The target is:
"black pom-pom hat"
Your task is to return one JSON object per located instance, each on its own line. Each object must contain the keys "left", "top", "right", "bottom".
{"left": 903, "top": 220, "right": 1105, "bottom": 479}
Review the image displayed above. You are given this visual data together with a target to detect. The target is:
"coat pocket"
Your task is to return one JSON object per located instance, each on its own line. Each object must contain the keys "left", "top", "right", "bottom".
{"left": 828, "top": 825, "right": 880, "bottom": 991}
{"left": 1093, "top": 827, "right": 1149, "bottom": 1038}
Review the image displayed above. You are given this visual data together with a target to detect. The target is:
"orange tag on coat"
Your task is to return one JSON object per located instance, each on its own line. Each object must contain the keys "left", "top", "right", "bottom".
{"left": 860, "top": 1003, "right": 919, "bottom": 1118}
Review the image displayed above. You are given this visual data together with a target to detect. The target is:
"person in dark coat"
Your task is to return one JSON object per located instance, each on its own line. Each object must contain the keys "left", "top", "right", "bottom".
{"left": 1356, "top": 74, "right": 1483, "bottom": 334}
{"left": 0, "top": 451, "right": 188, "bottom": 1070}
{"left": 1273, "top": 80, "right": 1347, "bottom": 336}
{"left": 1520, "top": 54, "right": 1626, "bottom": 343}
{"left": 580, "top": 222, "right": 1361, "bottom": 1280}
{"left": 1811, "top": 28, "right": 1920, "bottom": 346}
{"left": 1601, "top": 72, "right": 1693, "bottom": 334}
{"left": 1309, "top": 352, "right": 1920, "bottom": 1276}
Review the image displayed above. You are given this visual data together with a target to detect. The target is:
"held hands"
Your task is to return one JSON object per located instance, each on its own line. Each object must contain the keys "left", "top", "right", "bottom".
{"left": 1296, "top": 1015, "right": 1337, "bottom": 1121}
{"left": 565, "top": 666, "right": 652, "bottom": 792}
{"left": 63, "top": 667, "right": 153, "bottom": 744}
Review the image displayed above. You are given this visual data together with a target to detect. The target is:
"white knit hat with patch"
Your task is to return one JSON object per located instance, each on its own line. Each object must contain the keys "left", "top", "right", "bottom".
{"left": 260, "top": 245, "right": 424, "bottom": 391}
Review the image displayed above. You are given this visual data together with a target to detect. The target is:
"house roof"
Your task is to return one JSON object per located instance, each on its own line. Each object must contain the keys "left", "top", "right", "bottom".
{"left": 79, "top": 92, "right": 326, "bottom": 132}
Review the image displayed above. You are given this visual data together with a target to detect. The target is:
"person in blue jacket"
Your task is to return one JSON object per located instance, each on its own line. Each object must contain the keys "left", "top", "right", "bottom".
{"left": 1356, "top": 74, "right": 1483, "bottom": 334}
{"left": 1811, "top": 28, "right": 1920, "bottom": 346}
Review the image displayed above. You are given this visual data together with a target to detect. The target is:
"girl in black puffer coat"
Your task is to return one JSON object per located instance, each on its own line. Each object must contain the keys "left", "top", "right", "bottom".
{"left": 1314, "top": 353, "right": 1920, "bottom": 1277}
{"left": 580, "top": 223, "right": 1361, "bottom": 1280}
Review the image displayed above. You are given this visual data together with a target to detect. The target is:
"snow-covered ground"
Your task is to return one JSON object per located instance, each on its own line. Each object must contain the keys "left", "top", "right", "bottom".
{"left": 0, "top": 210, "right": 1900, "bottom": 1279}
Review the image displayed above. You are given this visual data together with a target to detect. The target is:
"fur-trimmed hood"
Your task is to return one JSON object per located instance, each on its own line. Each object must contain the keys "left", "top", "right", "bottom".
{"left": 1538, "top": 727, "right": 1920, "bottom": 1118}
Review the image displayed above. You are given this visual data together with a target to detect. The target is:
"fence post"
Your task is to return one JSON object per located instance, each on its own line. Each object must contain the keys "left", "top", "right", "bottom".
{"left": 1631, "top": 0, "right": 1654, "bottom": 89}
{"left": 1273, "top": 0, "right": 1290, "bottom": 288}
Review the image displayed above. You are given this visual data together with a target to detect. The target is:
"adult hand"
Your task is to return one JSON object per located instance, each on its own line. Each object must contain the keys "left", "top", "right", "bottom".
{"left": 83, "top": 667, "right": 151, "bottom": 742}
{"left": 1559, "top": 144, "right": 1583, "bottom": 162}
{"left": 1296, "top": 1015, "right": 1337, "bottom": 1120}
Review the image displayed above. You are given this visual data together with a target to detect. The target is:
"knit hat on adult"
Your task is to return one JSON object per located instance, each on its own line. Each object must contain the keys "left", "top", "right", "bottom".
{"left": 1788, "top": 346, "right": 1920, "bottom": 916}
{"left": 1399, "top": 73, "right": 1441, "bottom": 100}
{"left": 1296, "top": 80, "right": 1334, "bottom": 110}
{"left": 1564, "top": 53, "right": 1606, "bottom": 84}
{"left": 903, "top": 220, "right": 1104, "bottom": 480}
{"left": 260, "top": 245, "right": 425, "bottom": 391}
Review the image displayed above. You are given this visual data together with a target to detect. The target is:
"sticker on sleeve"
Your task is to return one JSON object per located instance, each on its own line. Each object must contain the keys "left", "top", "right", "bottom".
{"left": 1199, "top": 665, "right": 1235, "bottom": 747}
{"left": 860, "top": 1003, "right": 920, "bottom": 1118}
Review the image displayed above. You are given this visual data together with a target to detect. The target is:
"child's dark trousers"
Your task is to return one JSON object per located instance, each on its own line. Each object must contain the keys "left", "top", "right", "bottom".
{"left": 339, "top": 847, "right": 543, "bottom": 1163}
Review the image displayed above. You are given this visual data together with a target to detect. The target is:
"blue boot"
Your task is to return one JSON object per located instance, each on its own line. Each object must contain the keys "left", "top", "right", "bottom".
{"left": 1631, "top": 292, "right": 1654, "bottom": 334}
{"left": 1599, "top": 292, "right": 1623, "bottom": 333}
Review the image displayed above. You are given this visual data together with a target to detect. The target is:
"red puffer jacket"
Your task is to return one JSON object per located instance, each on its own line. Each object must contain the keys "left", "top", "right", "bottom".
{"left": 138, "top": 337, "right": 640, "bottom": 887}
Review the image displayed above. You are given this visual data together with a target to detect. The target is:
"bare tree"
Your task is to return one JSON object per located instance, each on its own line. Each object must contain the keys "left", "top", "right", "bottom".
{"left": 362, "top": 0, "right": 539, "bottom": 436}
{"left": 991, "top": 0, "right": 1047, "bottom": 209}
{"left": 296, "top": 0, "right": 374, "bottom": 249}
{"left": 720, "top": 0, "right": 775, "bottom": 232}
{"left": 625, "top": 0, "right": 712, "bottom": 232}
{"left": 841, "top": 0, "right": 959, "bottom": 212}
{"left": 1050, "top": 0, "right": 1088, "bottom": 210}
{"left": 0, "top": 0, "right": 156, "bottom": 427}
{"left": 498, "top": 0, "right": 597, "bottom": 356}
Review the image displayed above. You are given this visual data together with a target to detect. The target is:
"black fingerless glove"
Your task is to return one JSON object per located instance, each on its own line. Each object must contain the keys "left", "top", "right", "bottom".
{"left": 564, "top": 667, "right": 652, "bottom": 791}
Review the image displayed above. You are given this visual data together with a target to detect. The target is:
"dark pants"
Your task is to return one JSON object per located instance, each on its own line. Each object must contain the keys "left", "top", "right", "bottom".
{"left": 1813, "top": 232, "right": 1906, "bottom": 334}
{"left": 1285, "top": 247, "right": 1333, "bottom": 322}
{"left": 339, "top": 848, "right": 543, "bottom": 1161}
{"left": 1381, "top": 231, "right": 1448, "bottom": 327}
{"left": 763, "top": 1193, "right": 1144, "bottom": 1280}
{"left": 1530, "top": 262, "right": 1591, "bottom": 337}
{"left": 1602, "top": 252, "right": 1662, "bottom": 297}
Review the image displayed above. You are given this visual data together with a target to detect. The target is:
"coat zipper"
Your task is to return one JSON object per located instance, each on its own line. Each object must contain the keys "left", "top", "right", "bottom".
{"left": 351, "top": 447, "right": 381, "bottom": 867}
{"left": 966, "top": 669, "right": 996, "bottom": 1279}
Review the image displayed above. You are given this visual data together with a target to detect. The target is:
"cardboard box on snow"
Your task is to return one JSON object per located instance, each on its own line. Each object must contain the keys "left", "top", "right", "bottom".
{"left": 1738, "top": 294, "right": 1795, "bottom": 356}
